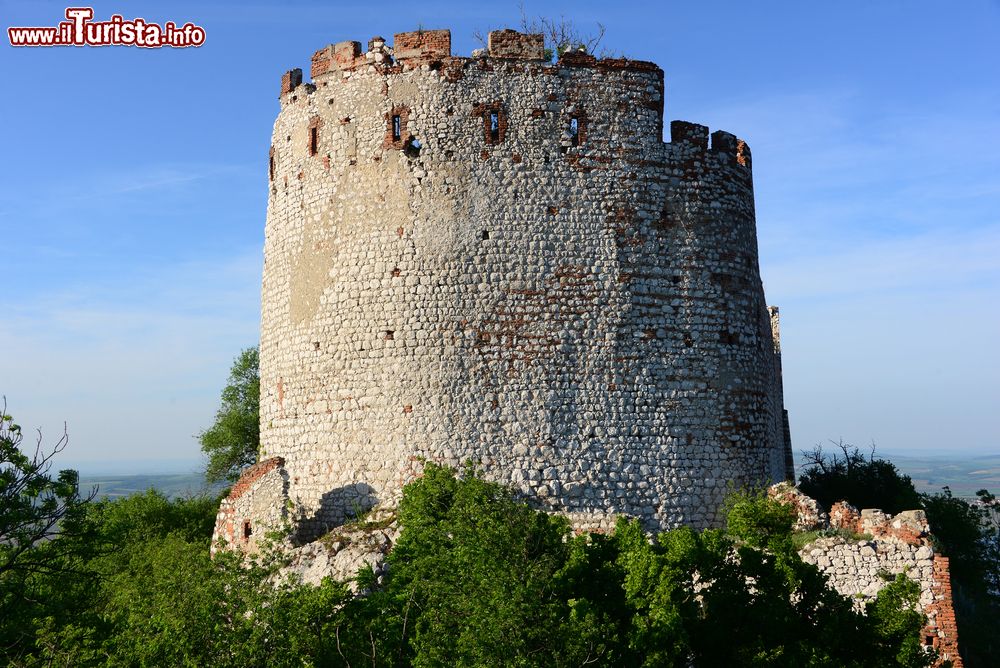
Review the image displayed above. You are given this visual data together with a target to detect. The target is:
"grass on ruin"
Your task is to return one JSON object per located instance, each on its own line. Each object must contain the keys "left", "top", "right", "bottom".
{"left": 318, "top": 509, "right": 397, "bottom": 551}
{"left": 792, "top": 527, "right": 872, "bottom": 550}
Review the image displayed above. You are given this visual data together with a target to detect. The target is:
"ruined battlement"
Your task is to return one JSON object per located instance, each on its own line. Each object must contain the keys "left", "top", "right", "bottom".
{"left": 273, "top": 31, "right": 755, "bottom": 193}
{"left": 295, "top": 28, "right": 662, "bottom": 81}
{"left": 224, "top": 27, "right": 791, "bottom": 551}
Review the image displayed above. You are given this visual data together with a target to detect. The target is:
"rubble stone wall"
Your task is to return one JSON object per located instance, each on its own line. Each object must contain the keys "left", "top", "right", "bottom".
{"left": 211, "top": 457, "right": 288, "bottom": 556}
{"left": 794, "top": 496, "right": 963, "bottom": 667}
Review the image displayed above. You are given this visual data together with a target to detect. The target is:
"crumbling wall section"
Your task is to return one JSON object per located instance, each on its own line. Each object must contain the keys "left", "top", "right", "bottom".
{"left": 783, "top": 489, "right": 962, "bottom": 667}
{"left": 211, "top": 457, "right": 288, "bottom": 556}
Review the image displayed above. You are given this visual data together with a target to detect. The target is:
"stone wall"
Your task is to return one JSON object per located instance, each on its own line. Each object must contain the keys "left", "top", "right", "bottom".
{"left": 253, "top": 27, "right": 791, "bottom": 541}
{"left": 787, "top": 490, "right": 963, "bottom": 667}
{"left": 211, "top": 457, "right": 288, "bottom": 556}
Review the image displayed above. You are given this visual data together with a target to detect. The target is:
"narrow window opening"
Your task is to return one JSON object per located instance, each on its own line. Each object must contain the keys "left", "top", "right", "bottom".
{"left": 269, "top": 154, "right": 275, "bottom": 181}
{"left": 488, "top": 111, "right": 500, "bottom": 144}
{"left": 242, "top": 521, "right": 252, "bottom": 540}
{"left": 569, "top": 116, "right": 580, "bottom": 146}
{"left": 308, "top": 126, "right": 318, "bottom": 156}
{"left": 481, "top": 230, "right": 490, "bottom": 240}
{"left": 392, "top": 115, "right": 402, "bottom": 142}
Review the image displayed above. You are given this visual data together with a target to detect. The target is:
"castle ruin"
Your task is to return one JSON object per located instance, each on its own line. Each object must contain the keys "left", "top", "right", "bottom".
{"left": 213, "top": 28, "right": 794, "bottom": 550}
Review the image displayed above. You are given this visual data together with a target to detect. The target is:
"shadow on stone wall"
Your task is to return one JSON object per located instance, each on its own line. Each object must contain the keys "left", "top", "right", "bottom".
{"left": 292, "top": 482, "right": 377, "bottom": 544}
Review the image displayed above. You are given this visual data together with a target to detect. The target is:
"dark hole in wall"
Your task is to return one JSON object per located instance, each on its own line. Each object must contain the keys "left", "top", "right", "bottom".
{"left": 481, "top": 230, "right": 489, "bottom": 240}
{"left": 242, "top": 520, "right": 252, "bottom": 540}
{"left": 403, "top": 137, "right": 422, "bottom": 158}
{"left": 392, "top": 115, "right": 402, "bottom": 141}
{"left": 308, "top": 126, "right": 318, "bottom": 156}
{"left": 269, "top": 154, "right": 275, "bottom": 181}
{"left": 384, "top": 330, "right": 394, "bottom": 340}
{"left": 569, "top": 116, "right": 580, "bottom": 146}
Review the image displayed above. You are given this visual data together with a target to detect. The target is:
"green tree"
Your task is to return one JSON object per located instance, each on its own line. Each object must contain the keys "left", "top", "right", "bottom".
{"left": 0, "top": 402, "right": 94, "bottom": 657}
{"left": 22, "top": 489, "right": 352, "bottom": 667}
{"left": 329, "top": 466, "right": 931, "bottom": 667}
{"left": 798, "top": 441, "right": 922, "bottom": 514}
{"left": 200, "top": 346, "right": 260, "bottom": 483}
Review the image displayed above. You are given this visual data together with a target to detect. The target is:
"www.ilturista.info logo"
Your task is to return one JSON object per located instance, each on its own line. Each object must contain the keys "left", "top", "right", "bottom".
{"left": 8, "top": 7, "right": 205, "bottom": 48}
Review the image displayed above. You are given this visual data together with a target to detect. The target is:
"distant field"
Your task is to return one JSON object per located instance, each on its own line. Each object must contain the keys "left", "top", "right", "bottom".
{"left": 79, "top": 473, "right": 226, "bottom": 500}
{"left": 887, "top": 454, "right": 1000, "bottom": 498}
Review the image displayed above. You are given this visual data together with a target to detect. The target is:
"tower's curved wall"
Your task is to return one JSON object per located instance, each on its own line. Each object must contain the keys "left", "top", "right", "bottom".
{"left": 259, "top": 30, "right": 790, "bottom": 538}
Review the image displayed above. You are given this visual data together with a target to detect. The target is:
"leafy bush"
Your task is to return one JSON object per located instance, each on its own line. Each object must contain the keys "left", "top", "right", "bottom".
{"left": 199, "top": 346, "right": 260, "bottom": 483}
{"left": 799, "top": 442, "right": 922, "bottom": 514}
{"left": 2, "top": 456, "right": 935, "bottom": 666}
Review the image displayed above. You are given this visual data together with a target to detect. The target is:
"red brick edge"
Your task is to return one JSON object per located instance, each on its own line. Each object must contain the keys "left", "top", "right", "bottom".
{"left": 926, "top": 555, "right": 963, "bottom": 667}
{"left": 226, "top": 456, "right": 285, "bottom": 501}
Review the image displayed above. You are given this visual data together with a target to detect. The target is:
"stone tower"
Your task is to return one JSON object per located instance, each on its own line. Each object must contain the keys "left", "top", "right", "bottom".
{"left": 213, "top": 28, "right": 793, "bottom": 551}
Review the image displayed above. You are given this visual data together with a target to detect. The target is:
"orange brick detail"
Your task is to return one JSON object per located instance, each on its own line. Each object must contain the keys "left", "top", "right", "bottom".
{"left": 925, "top": 555, "right": 963, "bottom": 667}
{"left": 226, "top": 457, "right": 286, "bottom": 502}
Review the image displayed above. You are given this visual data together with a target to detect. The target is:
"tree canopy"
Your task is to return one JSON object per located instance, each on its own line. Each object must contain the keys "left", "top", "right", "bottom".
{"left": 199, "top": 346, "right": 260, "bottom": 483}
{"left": 1, "top": 455, "right": 937, "bottom": 667}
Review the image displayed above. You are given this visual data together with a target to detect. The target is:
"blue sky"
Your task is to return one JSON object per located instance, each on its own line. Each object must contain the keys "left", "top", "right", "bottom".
{"left": 1, "top": 0, "right": 997, "bottom": 473}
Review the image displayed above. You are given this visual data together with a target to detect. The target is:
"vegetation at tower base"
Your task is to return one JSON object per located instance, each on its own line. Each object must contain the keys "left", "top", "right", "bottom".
{"left": 199, "top": 346, "right": 260, "bottom": 483}
{"left": 799, "top": 443, "right": 1000, "bottom": 668}
{"left": 2, "top": 448, "right": 936, "bottom": 667}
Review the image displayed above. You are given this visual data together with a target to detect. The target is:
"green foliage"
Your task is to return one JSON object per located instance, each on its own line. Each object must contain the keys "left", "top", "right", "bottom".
{"left": 0, "top": 404, "right": 94, "bottom": 657}
{"left": 199, "top": 346, "right": 260, "bottom": 483}
{"left": 9, "top": 488, "right": 352, "bottom": 667}
{"left": 799, "top": 442, "right": 922, "bottom": 514}
{"left": 725, "top": 489, "right": 797, "bottom": 550}
{"left": 922, "top": 488, "right": 999, "bottom": 668}
{"left": 3, "top": 457, "right": 936, "bottom": 667}
{"left": 864, "top": 574, "right": 930, "bottom": 668}
{"left": 358, "top": 462, "right": 606, "bottom": 666}
{"left": 326, "top": 468, "right": 931, "bottom": 667}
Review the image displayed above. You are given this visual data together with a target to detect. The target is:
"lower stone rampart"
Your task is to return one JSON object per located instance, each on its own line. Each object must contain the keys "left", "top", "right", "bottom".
{"left": 786, "top": 488, "right": 962, "bottom": 667}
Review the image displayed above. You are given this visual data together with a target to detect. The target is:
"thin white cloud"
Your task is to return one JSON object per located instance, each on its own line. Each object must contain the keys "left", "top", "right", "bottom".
{"left": 764, "top": 225, "right": 1000, "bottom": 302}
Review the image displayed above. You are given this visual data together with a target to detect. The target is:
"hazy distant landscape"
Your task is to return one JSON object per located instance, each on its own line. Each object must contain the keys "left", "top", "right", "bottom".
{"left": 78, "top": 453, "right": 1000, "bottom": 501}
{"left": 79, "top": 473, "right": 226, "bottom": 500}
{"left": 885, "top": 454, "right": 1000, "bottom": 498}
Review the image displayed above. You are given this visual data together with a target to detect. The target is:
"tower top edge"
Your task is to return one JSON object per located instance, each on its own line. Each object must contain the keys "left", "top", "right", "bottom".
{"left": 278, "top": 27, "right": 662, "bottom": 95}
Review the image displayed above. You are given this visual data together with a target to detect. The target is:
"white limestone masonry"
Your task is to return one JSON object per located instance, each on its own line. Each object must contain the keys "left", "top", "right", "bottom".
{"left": 227, "top": 28, "right": 792, "bottom": 544}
